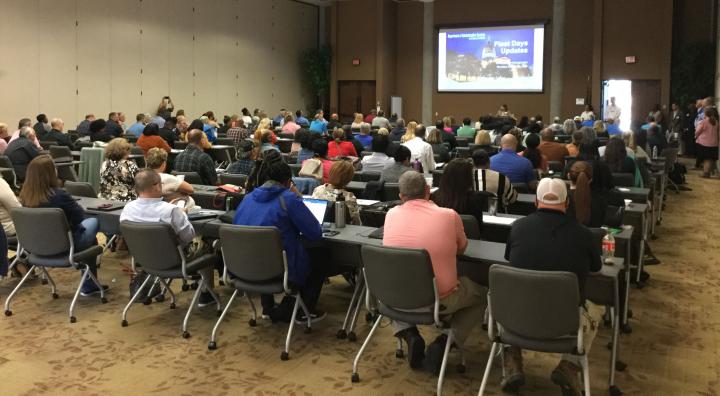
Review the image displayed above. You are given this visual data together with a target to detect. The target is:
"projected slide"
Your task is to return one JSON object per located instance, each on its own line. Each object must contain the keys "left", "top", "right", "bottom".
{"left": 438, "top": 24, "right": 545, "bottom": 92}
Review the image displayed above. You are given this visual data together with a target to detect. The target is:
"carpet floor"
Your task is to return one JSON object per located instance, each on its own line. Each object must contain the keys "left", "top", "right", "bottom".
{"left": 0, "top": 164, "right": 718, "bottom": 395}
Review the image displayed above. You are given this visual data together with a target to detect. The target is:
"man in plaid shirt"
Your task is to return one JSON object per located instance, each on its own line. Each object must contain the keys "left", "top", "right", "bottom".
{"left": 174, "top": 129, "right": 217, "bottom": 185}
{"left": 227, "top": 119, "right": 250, "bottom": 148}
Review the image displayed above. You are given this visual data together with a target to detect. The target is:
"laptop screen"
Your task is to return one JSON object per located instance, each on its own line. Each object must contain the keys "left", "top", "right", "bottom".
{"left": 302, "top": 198, "right": 329, "bottom": 225}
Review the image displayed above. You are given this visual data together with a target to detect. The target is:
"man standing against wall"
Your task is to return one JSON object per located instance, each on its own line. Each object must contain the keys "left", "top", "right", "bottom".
{"left": 604, "top": 97, "right": 621, "bottom": 125}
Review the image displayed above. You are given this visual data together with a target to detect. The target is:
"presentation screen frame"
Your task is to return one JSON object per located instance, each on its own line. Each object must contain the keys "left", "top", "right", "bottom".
{"left": 436, "top": 20, "right": 548, "bottom": 94}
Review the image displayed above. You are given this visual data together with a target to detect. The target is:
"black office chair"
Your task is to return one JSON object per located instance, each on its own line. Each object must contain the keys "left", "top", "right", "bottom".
{"left": 214, "top": 138, "right": 234, "bottom": 147}
{"left": 209, "top": 225, "right": 313, "bottom": 360}
{"left": 459, "top": 214, "right": 481, "bottom": 240}
{"left": 210, "top": 146, "right": 236, "bottom": 167}
{"left": 277, "top": 140, "right": 293, "bottom": 154}
{"left": 64, "top": 181, "right": 97, "bottom": 198}
{"left": 381, "top": 182, "right": 400, "bottom": 202}
{"left": 129, "top": 146, "right": 146, "bottom": 168}
{"left": 548, "top": 160, "right": 564, "bottom": 175}
{"left": 4, "top": 208, "right": 105, "bottom": 323}
{"left": 0, "top": 155, "right": 19, "bottom": 188}
{"left": 172, "top": 171, "right": 204, "bottom": 185}
{"left": 219, "top": 173, "right": 247, "bottom": 186}
{"left": 49, "top": 146, "right": 73, "bottom": 163}
{"left": 120, "top": 221, "right": 221, "bottom": 338}
{"left": 174, "top": 141, "right": 188, "bottom": 150}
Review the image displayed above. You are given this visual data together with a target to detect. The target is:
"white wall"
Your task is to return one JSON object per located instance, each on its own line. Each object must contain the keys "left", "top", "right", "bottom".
{"left": 0, "top": 0, "right": 318, "bottom": 128}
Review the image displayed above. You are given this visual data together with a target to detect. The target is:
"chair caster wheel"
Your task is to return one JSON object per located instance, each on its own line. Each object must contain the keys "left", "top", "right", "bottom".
{"left": 101, "top": 297, "right": 108, "bottom": 304}
{"left": 249, "top": 319, "right": 257, "bottom": 327}
{"left": 41, "top": 279, "right": 48, "bottom": 285}
{"left": 4, "top": 310, "right": 12, "bottom": 316}
{"left": 347, "top": 332, "right": 357, "bottom": 342}
{"left": 191, "top": 282, "right": 199, "bottom": 290}
{"left": 208, "top": 341, "right": 217, "bottom": 350}
{"left": 70, "top": 316, "right": 77, "bottom": 323}
{"left": 351, "top": 373, "right": 360, "bottom": 383}
{"left": 52, "top": 293, "right": 59, "bottom": 299}
{"left": 456, "top": 364, "right": 466, "bottom": 373}
{"left": 121, "top": 320, "right": 128, "bottom": 327}
{"left": 336, "top": 330, "right": 347, "bottom": 339}
{"left": 304, "top": 326, "right": 312, "bottom": 334}
{"left": 182, "top": 331, "right": 190, "bottom": 339}
{"left": 142, "top": 298, "right": 152, "bottom": 305}
{"left": 395, "top": 349, "right": 404, "bottom": 358}
{"left": 621, "top": 324, "right": 632, "bottom": 334}
{"left": 609, "top": 385, "right": 623, "bottom": 396}
{"left": 615, "top": 360, "right": 627, "bottom": 372}
{"left": 280, "top": 351, "right": 289, "bottom": 361}
{"left": 155, "top": 294, "right": 165, "bottom": 303}
{"left": 365, "top": 313, "right": 374, "bottom": 323}
{"left": 169, "top": 303, "right": 176, "bottom": 309}
{"left": 181, "top": 284, "right": 189, "bottom": 291}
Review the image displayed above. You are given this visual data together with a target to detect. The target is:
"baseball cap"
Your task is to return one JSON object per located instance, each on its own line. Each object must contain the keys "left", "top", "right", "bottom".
{"left": 536, "top": 178, "right": 567, "bottom": 205}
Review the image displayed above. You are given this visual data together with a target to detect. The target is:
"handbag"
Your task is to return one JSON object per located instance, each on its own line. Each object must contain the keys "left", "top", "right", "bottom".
{"left": 299, "top": 157, "right": 323, "bottom": 180}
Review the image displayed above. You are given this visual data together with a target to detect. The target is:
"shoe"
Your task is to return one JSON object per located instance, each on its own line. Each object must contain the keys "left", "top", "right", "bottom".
{"left": 423, "top": 334, "right": 448, "bottom": 375}
{"left": 644, "top": 256, "right": 661, "bottom": 266}
{"left": 501, "top": 346, "right": 525, "bottom": 392}
{"left": 396, "top": 327, "right": 425, "bottom": 369}
{"left": 197, "top": 291, "right": 217, "bottom": 307}
{"left": 550, "top": 360, "right": 583, "bottom": 396}
{"left": 678, "top": 185, "right": 693, "bottom": 191}
{"left": 80, "top": 283, "right": 109, "bottom": 297}
{"left": 294, "top": 309, "right": 327, "bottom": 324}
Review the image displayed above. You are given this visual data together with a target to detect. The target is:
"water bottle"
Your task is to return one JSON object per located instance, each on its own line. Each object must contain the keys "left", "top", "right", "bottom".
{"left": 601, "top": 227, "right": 616, "bottom": 263}
{"left": 652, "top": 146, "right": 658, "bottom": 159}
{"left": 488, "top": 196, "right": 498, "bottom": 216}
{"left": 334, "top": 190, "right": 346, "bottom": 228}
{"left": 412, "top": 159, "right": 424, "bottom": 173}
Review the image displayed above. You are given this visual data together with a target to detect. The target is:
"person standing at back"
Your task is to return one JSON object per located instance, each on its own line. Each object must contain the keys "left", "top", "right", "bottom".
{"left": 502, "top": 177, "right": 602, "bottom": 395}
{"left": 695, "top": 106, "right": 719, "bottom": 178}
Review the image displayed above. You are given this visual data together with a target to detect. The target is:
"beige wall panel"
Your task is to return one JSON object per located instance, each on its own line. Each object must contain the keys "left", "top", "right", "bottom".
{"left": 109, "top": 0, "right": 141, "bottom": 121}
{"left": 214, "top": 0, "right": 240, "bottom": 118}
{"left": 0, "top": 0, "right": 41, "bottom": 126}
{"left": 140, "top": 0, "right": 171, "bottom": 114}
{"left": 168, "top": 0, "right": 195, "bottom": 117}
{"left": 238, "top": 0, "right": 274, "bottom": 114}
{"left": 193, "top": 0, "right": 219, "bottom": 115}
{"left": 77, "top": 0, "right": 112, "bottom": 123}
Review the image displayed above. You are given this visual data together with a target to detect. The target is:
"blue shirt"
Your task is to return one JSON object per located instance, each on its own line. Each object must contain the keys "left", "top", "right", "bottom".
{"left": 490, "top": 148, "right": 536, "bottom": 185}
{"left": 150, "top": 116, "right": 166, "bottom": 128}
{"left": 309, "top": 120, "right": 327, "bottom": 134}
{"left": 296, "top": 116, "right": 309, "bottom": 126}
{"left": 233, "top": 183, "right": 322, "bottom": 285}
{"left": 203, "top": 124, "right": 217, "bottom": 143}
{"left": 260, "top": 143, "right": 280, "bottom": 153}
{"left": 354, "top": 134, "right": 373, "bottom": 150}
{"left": 126, "top": 122, "right": 145, "bottom": 137}
{"left": 607, "top": 123, "right": 622, "bottom": 136}
{"left": 581, "top": 120, "right": 594, "bottom": 128}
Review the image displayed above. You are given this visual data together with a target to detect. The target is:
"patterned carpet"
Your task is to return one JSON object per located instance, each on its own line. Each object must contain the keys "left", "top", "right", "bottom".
{"left": 0, "top": 163, "right": 718, "bottom": 395}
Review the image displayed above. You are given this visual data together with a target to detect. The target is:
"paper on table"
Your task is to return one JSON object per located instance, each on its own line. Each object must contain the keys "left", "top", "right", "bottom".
{"left": 483, "top": 215, "right": 517, "bottom": 225}
{"left": 617, "top": 187, "right": 630, "bottom": 192}
{"left": 357, "top": 199, "right": 380, "bottom": 206}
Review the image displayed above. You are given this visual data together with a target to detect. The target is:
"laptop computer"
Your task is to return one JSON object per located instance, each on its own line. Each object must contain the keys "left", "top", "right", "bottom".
{"left": 302, "top": 198, "right": 331, "bottom": 227}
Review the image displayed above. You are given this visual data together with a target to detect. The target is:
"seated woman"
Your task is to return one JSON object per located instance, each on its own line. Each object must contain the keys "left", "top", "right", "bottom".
{"left": 136, "top": 123, "right": 171, "bottom": 155}
{"left": 187, "top": 120, "right": 212, "bottom": 149}
{"left": 233, "top": 153, "right": 326, "bottom": 322}
{"left": 380, "top": 145, "right": 412, "bottom": 183}
{"left": 0, "top": 175, "right": 20, "bottom": 237}
{"left": 226, "top": 140, "right": 257, "bottom": 175}
{"left": 296, "top": 130, "right": 316, "bottom": 164}
{"left": 299, "top": 139, "right": 333, "bottom": 183}
{"left": 520, "top": 133, "right": 548, "bottom": 172}
{"left": 99, "top": 138, "right": 140, "bottom": 201}
{"left": 426, "top": 129, "right": 450, "bottom": 163}
{"left": 327, "top": 129, "right": 358, "bottom": 159}
{"left": 577, "top": 142, "right": 614, "bottom": 191}
{"left": 259, "top": 129, "right": 280, "bottom": 153}
{"left": 567, "top": 161, "right": 623, "bottom": 227}
{"left": 603, "top": 137, "right": 636, "bottom": 174}
{"left": 145, "top": 148, "right": 195, "bottom": 206}
{"left": 291, "top": 128, "right": 307, "bottom": 155}
{"left": 311, "top": 160, "right": 361, "bottom": 225}
{"left": 430, "top": 158, "right": 484, "bottom": 229}
{"left": 19, "top": 155, "right": 105, "bottom": 295}
{"left": 566, "top": 130, "right": 584, "bottom": 157}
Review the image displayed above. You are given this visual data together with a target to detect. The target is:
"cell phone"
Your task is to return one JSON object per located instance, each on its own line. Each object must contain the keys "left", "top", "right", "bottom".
{"left": 323, "top": 230, "right": 340, "bottom": 237}
{"left": 99, "top": 203, "right": 112, "bottom": 209}
{"left": 175, "top": 200, "right": 186, "bottom": 208}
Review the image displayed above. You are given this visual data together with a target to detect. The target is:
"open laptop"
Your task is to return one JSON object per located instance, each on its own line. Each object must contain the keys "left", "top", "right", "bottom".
{"left": 302, "top": 198, "right": 331, "bottom": 227}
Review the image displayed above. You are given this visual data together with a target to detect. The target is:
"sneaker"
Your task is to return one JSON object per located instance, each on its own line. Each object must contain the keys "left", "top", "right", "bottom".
{"left": 197, "top": 291, "right": 217, "bottom": 308}
{"left": 550, "top": 360, "right": 583, "bottom": 396}
{"left": 396, "top": 327, "right": 426, "bottom": 369}
{"left": 294, "top": 309, "right": 327, "bottom": 324}
{"left": 501, "top": 346, "right": 525, "bottom": 392}
{"left": 423, "top": 334, "right": 448, "bottom": 375}
{"left": 80, "top": 283, "right": 109, "bottom": 297}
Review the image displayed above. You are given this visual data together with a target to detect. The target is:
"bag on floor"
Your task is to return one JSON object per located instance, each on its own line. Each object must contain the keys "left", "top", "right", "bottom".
{"left": 129, "top": 271, "right": 161, "bottom": 303}
{"left": 669, "top": 163, "right": 687, "bottom": 185}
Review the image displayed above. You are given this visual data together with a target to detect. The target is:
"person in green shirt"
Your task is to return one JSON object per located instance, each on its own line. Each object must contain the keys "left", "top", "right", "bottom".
{"left": 456, "top": 117, "right": 477, "bottom": 139}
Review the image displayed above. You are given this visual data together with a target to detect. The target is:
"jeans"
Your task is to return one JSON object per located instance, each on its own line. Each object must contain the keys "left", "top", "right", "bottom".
{"left": 74, "top": 218, "right": 99, "bottom": 251}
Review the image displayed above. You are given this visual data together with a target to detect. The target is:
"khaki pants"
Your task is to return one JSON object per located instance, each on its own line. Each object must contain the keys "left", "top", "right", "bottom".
{"left": 392, "top": 277, "right": 487, "bottom": 346}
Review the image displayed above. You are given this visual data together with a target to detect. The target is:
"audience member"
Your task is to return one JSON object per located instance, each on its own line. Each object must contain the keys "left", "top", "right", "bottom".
{"left": 5, "top": 127, "right": 39, "bottom": 181}
{"left": 647, "top": 124, "right": 668, "bottom": 156}
{"left": 437, "top": 119, "right": 458, "bottom": 149}
{"left": 360, "top": 134, "right": 394, "bottom": 172}
{"left": 90, "top": 119, "right": 113, "bottom": 143}
{"left": 312, "top": 160, "right": 361, "bottom": 225}
{"left": 0, "top": 170, "right": 20, "bottom": 235}
{"left": 296, "top": 130, "right": 316, "bottom": 164}
{"left": 127, "top": 113, "right": 149, "bottom": 137}
{"left": 456, "top": 117, "right": 476, "bottom": 138}
{"left": 390, "top": 118, "right": 406, "bottom": 142}
{"left": 351, "top": 113, "right": 364, "bottom": 130}
{"left": 33, "top": 114, "right": 51, "bottom": 140}
{"left": 106, "top": 112, "right": 124, "bottom": 138}
{"left": 176, "top": 115, "right": 190, "bottom": 141}
{"left": 503, "top": 177, "right": 602, "bottom": 394}
{"left": 281, "top": 114, "right": 301, "bottom": 135}
{"left": 402, "top": 124, "right": 435, "bottom": 174}
{"left": 577, "top": 142, "right": 614, "bottom": 191}
{"left": 566, "top": 130, "right": 584, "bottom": 157}
{"left": 471, "top": 149, "right": 518, "bottom": 209}
{"left": 383, "top": 171, "right": 484, "bottom": 373}
{"left": 99, "top": 138, "right": 139, "bottom": 201}
{"left": 145, "top": 148, "right": 195, "bottom": 205}
{"left": 159, "top": 117, "right": 178, "bottom": 147}
{"left": 425, "top": 129, "right": 450, "bottom": 163}
{"left": 43, "top": 118, "right": 75, "bottom": 150}
{"left": 226, "top": 140, "right": 257, "bottom": 175}
{"left": 259, "top": 130, "right": 280, "bottom": 153}
{"left": 490, "top": 134, "right": 537, "bottom": 189}
{"left": 227, "top": 119, "right": 250, "bottom": 147}
{"left": 174, "top": 130, "right": 218, "bottom": 185}
{"left": 431, "top": 159, "right": 484, "bottom": 228}
{"left": 10, "top": 118, "right": 42, "bottom": 150}
{"left": 603, "top": 137, "right": 636, "bottom": 174}
{"left": 355, "top": 123, "right": 373, "bottom": 150}
{"left": 200, "top": 115, "right": 218, "bottom": 143}
{"left": 344, "top": 125, "right": 364, "bottom": 155}
{"left": 364, "top": 109, "right": 377, "bottom": 124}
{"left": 371, "top": 110, "right": 390, "bottom": 129}
{"left": 326, "top": 113, "right": 341, "bottom": 131}
{"left": 0, "top": 123, "right": 8, "bottom": 154}
{"left": 137, "top": 123, "right": 171, "bottom": 155}
{"left": 309, "top": 113, "right": 328, "bottom": 134}
{"left": 295, "top": 110, "right": 309, "bottom": 127}
{"left": 606, "top": 118, "right": 622, "bottom": 136}
{"left": 328, "top": 129, "right": 358, "bottom": 158}
{"left": 76, "top": 114, "right": 96, "bottom": 137}
{"left": 299, "top": 138, "right": 333, "bottom": 182}
{"left": 562, "top": 118, "right": 576, "bottom": 135}
{"left": 521, "top": 133, "right": 548, "bottom": 172}
{"left": 538, "top": 128, "right": 569, "bottom": 165}
{"left": 381, "top": 145, "right": 412, "bottom": 183}
{"left": 157, "top": 97, "right": 174, "bottom": 119}
{"left": 580, "top": 104, "right": 595, "bottom": 121}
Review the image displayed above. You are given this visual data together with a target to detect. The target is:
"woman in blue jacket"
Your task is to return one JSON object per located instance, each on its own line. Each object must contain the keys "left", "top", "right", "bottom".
{"left": 233, "top": 151, "right": 325, "bottom": 323}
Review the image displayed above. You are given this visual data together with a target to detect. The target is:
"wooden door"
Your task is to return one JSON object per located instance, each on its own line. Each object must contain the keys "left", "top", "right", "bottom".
{"left": 338, "top": 81, "right": 376, "bottom": 123}
{"left": 631, "top": 80, "right": 661, "bottom": 128}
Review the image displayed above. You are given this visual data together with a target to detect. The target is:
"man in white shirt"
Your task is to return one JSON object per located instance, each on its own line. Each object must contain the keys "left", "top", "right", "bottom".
{"left": 402, "top": 124, "right": 435, "bottom": 174}
{"left": 361, "top": 134, "right": 394, "bottom": 172}
{"left": 120, "top": 169, "right": 218, "bottom": 307}
{"left": 604, "top": 97, "right": 621, "bottom": 123}
{"left": 371, "top": 110, "right": 391, "bottom": 129}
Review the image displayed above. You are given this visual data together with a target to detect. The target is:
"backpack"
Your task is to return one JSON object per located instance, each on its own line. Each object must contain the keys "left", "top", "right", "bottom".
{"left": 668, "top": 163, "right": 687, "bottom": 185}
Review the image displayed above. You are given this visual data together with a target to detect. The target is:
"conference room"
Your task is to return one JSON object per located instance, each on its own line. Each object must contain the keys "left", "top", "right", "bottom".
{"left": 0, "top": 0, "right": 717, "bottom": 395}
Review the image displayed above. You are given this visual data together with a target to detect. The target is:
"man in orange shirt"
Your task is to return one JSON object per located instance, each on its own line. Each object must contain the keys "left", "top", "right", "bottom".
{"left": 538, "top": 128, "right": 570, "bottom": 165}
{"left": 383, "top": 171, "right": 486, "bottom": 374}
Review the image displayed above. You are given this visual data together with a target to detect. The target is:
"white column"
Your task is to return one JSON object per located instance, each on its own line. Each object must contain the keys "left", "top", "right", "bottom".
{"left": 421, "top": 0, "right": 434, "bottom": 124}
{"left": 549, "top": 0, "right": 566, "bottom": 119}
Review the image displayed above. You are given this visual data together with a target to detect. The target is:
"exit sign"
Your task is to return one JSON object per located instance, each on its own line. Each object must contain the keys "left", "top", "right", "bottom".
{"left": 625, "top": 56, "right": 636, "bottom": 64}
{"left": 352, "top": 58, "right": 361, "bottom": 66}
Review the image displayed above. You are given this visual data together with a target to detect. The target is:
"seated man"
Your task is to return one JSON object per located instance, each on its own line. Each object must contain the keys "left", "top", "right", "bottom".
{"left": 120, "top": 169, "right": 218, "bottom": 307}
{"left": 380, "top": 145, "right": 413, "bottom": 183}
{"left": 46, "top": 118, "right": 76, "bottom": 150}
{"left": 471, "top": 149, "right": 518, "bottom": 210}
{"left": 402, "top": 124, "right": 435, "bottom": 174}
{"left": 383, "top": 171, "right": 486, "bottom": 373}
{"left": 503, "top": 178, "right": 602, "bottom": 395}
{"left": 233, "top": 153, "right": 326, "bottom": 323}
{"left": 174, "top": 129, "right": 218, "bottom": 185}
{"left": 5, "top": 127, "right": 39, "bottom": 181}
{"left": 538, "top": 128, "right": 569, "bottom": 165}
{"left": 490, "top": 134, "right": 538, "bottom": 190}
{"left": 360, "top": 134, "right": 394, "bottom": 172}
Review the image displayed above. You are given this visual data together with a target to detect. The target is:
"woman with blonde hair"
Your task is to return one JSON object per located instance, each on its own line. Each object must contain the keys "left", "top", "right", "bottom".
{"left": 401, "top": 121, "right": 418, "bottom": 143}
{"left": 145, "top": 148, "right": 195, "bottom": 206}
{"left": 311, "top": 160, "right": 361, "bottom": 225}
{"left": 442, "top": 116, "right": 453, "bottom": 133}
{"left": 351, "top": 113, "right": 364, "bottom": 130}
{"left": 426, "top": 129, "right": 449, "bottom": 162}
{"left": 99, "top": 138, "right": 140, "bottom": 201}
{"left": 377, "top": 127, "right": 389, "bottom": 136}
{"left": 253, "top": 118, "right": 275, "bottom": 143}
{"left": 474, "top": 130, "right": 492, "bottom": 146}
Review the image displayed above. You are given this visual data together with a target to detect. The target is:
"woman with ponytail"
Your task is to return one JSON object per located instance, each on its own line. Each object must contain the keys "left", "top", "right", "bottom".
{"left": 327, "top": 128, "right": 358, "bottom": 158}
{"left": 567, "top": 161, "right": 594, "bottom": 226}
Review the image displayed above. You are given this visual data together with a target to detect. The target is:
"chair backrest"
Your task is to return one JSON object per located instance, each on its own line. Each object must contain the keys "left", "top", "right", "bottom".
{"left": 219, "top": 225, "right": 286, "bottom": 282}
{"left": 489, "top": 264, "right": 579, "bottom": 339}
{"left": 64, "top": 181, "right": 97, "bottom": 198}
{"left": 215, "top": 138, "right": 234, "bottom": 146}
{"left": 219, "top": 173, "right": 248, "bottom": 186}
{"left": 0, "top": 155, "right": 18, "bottom": 186}
{"left": 455, "top": 147, "right": 471, "bottom": 158}
{"left": 49, "top": 145, "right": 73, "bottom": 162}
{"left": 381, "top": 182, "right": 400, "bottom": 202}
{"left": 611, "top": 172, "right": 634, "bottom": 187}
{"left": 358, "top": 171, "right": 381, "bottom": 182}
{"left": 289, "top": 163, "right": 302, "bottom": 176}
{"left": 547, "top": 160, "right": 563, "bottom": 174}
{"left": 459, "top": 214, "right": 481, "bottom": 239}
{"left": 11, "top": 207, "right": 71, "bottom": 257}
{"left": 210, "top": 147, "right": 236, "bottom": 164}
{"left": 57, "top": 164, "right": 79, "bottom": 182}
{"left": 39, "top": 140, "right": 54, "bottom": 150}
{"left": 172, "top": 171, "right": 204, "bottom": 185}
{"left": 455, "top": 137, "right": 470, "bottom": 147}
{"left": 511, "top": 182, "right": 530, "bottom": 194}
{"left": 174, "top": 141, "right": 188, "bottom": 150}
{"left": 588, "top": 227, "right": 606, "bottom": 255}
{"left": 120, "top": 221, "right": 183, "bottom": 271}
{"left": 361, "top": 244, "right": 437, "bottom": 310}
